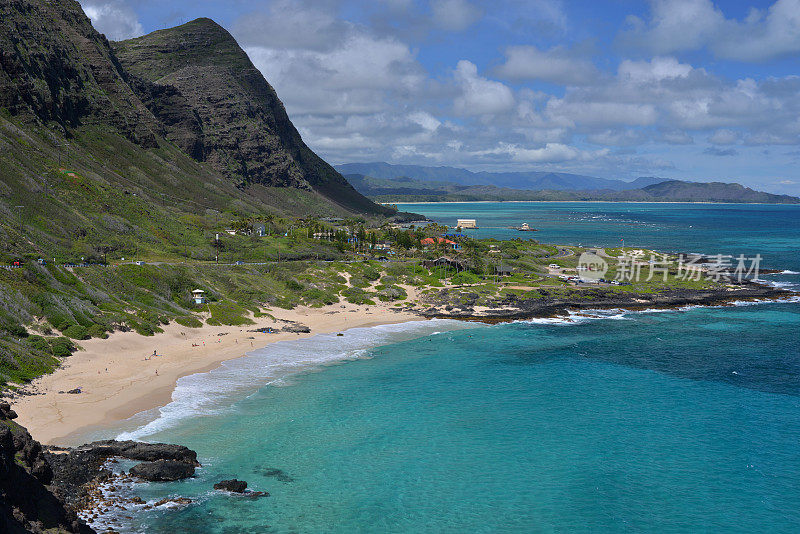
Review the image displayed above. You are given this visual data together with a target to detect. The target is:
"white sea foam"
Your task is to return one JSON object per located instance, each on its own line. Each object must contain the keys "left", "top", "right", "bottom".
{"left": 116, "top": 319, "right": 471, "bottom": 440}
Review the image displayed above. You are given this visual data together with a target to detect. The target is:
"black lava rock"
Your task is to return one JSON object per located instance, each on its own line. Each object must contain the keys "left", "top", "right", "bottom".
{"left": 130, "top": 460, "right": 196, "bottom": 481}
{"left": 214, "top": 479, "right": 248, "bottom": 493}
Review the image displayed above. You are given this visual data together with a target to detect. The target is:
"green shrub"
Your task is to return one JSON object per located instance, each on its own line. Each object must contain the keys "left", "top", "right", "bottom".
{"left": 133, "top": 321, "right": 162, "bottom": 336}
{"left": 27, "top": 335, "right": 50, "bottom": 352}
{"left": 451, "top": 271, "right": 480, "bottom": 285}
{"left": 45, "top": 311, "right": 72, "bottom": 331}
{"left": 86, "top": 323, "right": 109, "bottom": 339}
{"left": 206, "top": 300, "right": 254, "bottom": 326}
{"left": 174, "top": 315, "right": 203, "bottom": 328}
{"left": 301, "top": 288, "right": 338, "bottom": 307}
{"left": 1, "top": 319, "right": 28, "bottom": 338}
{"left": 286, "top": 280, "right": 304, "bottom": 292}
{"left": 342, "top": 288, "right": 376, "bottom": 305}
{"left": 62, "top": 324, "right": 89, "bottom": 340}
{"left": 50, "top": 337, "right": 76, "bottom": 357}
{"left": 377, "top": 285, "right": 407, "bottom": 302}
{"left": 362, "top": 267, "right": 381, "bottom": 281}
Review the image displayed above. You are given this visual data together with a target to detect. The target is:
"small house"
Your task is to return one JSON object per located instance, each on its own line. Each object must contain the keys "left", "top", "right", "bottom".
{"left": 192, "top": 289, "right": 207, "bottom": 305}
{"left": 252, "top": 223, "right": 266, "bottom": 236}
{"left": 456, "top": 219, "right": 477, "bottom": 229}
{"left": 423, "top": 256, "right": 467, "bottom": 272}
{"left": 495, "top": 264, "right": 514, "bottom": 276}
{"left": 420, "top": 237, "right": 459, "bottom": 250}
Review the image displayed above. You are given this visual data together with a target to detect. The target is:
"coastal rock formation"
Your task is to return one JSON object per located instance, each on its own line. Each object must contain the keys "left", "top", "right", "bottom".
{"left": 129, "top": 460, "right": 196, "bottom": 482}
{"left": 420, "top": 282, "right": 792, "bottom": 321}
{"left": 213, "top": 479, "right": 269, "bottom": 497}
{"left": 214, "top": 479, "right": 248, "bottom": 493}
{"left": 80, "top": 440, "right": 199, "bottom": 465}
{"left": 0, "top": 402, "right": 93, "bottom": 533}
{"left": 282, "top": 323, "right": 311, "bottom": 333}
{"left": 45, "top": 440, "right": 200, "bottom": 509}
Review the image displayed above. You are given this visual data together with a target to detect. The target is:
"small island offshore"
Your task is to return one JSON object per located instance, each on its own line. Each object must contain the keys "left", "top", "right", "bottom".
{"left": 1, "top": 2, "right": 799, "bottom": 533}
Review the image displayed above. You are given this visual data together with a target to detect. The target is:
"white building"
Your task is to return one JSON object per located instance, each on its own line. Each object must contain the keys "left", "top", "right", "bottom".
{"left": 457, "top": 219, "right": 477, "bottom": 229}
{"left": 192, "top": 289, "right": 206, "bottom": 305}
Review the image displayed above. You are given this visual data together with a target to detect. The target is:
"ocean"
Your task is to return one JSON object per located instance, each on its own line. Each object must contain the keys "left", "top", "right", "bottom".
{"left": 91, "top": 203, "right": 800, "bottom": 533}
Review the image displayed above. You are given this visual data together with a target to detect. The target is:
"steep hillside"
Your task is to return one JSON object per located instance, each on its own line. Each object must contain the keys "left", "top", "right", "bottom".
{"left": 0, "top": 0, "right": 163, "bottom": 144}
{"left": 0, "top": 2, "right": 401, "bottom": 264}
{"left": 113, "top": 19, "right": 387, "bottom": 215}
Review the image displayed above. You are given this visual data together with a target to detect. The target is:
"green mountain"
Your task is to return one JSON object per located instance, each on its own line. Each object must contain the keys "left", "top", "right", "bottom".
{"left": 336, "top": 162, "right": 667, "bottom": 191}
{"left": 112, "top": 18, "right": 381, "bottom": 214}
{"left": 636, "top": 180, "right": 798, "bottom": 203}
{"left": 345, "top": 173, "right": 800, "bottom": 204}
{"left": 0, "top": 1, "right": 396, "bottom": 264}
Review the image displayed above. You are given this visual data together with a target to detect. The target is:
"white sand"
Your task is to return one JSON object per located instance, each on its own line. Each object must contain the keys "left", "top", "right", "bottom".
{"left": 11, "top": 302, "right": 420, "bottom": 445}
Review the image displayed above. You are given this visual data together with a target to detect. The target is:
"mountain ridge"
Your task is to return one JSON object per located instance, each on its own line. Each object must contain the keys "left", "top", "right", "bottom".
{"left": 335, "top": 162, "right": 668, "bottom": 191}
{"left": 0, "top": 3, "right": 404, "bottom": 264}
{"left": 112, "top": 18, "right": 387, "bottom": 215}
{"left": 345, "top": 173, "right": 800, "bottom": 204}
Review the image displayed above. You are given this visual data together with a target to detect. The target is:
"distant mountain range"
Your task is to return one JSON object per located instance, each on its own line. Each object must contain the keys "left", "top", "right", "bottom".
{"left": 339, "top": 164, "right": 800, "bottom": 204}
{"left": 335, "top": 162, "right": 667, "bottom": 191}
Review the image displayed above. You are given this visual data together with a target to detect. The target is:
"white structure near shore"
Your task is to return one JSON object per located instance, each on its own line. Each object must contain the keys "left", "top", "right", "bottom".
{"left": 457, "top": 219, "right": 477, "bottom": 229}
{"left": 191, "top": 289, "right": 206, "bottom": 305}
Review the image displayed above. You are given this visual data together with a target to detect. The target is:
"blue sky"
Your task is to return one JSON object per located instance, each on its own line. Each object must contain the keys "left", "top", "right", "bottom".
{"left": 80, "top": 0, "right": 800, "bottom": 194}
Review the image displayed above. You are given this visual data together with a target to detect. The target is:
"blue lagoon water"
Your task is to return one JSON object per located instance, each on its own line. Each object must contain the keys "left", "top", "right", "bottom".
{"left": 104, "top": 203, "right": 800, "bottom": 533}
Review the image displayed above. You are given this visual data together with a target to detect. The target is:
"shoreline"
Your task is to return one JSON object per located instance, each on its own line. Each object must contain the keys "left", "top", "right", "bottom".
{"left": 8, "top": 301, "right": 421, "bottom": 446}
{"left": 420, "top": 282, "right": 796, "bottom": 322}
{"left": 392, "top": 200, "right": 800, "bottom": 205}
{"left": 7, "top": 280, "right": 797, "bottom": 447}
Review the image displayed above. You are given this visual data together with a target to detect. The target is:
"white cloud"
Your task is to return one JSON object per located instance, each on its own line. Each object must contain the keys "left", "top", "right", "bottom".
{"left": 658, "top": 129, "right": 694, "bottom": 145}
{"left": 408, "top": 111, "right": 442, "bottom": 132}
{"left": 617, "top": 57, "right": 694, "bottom": 84}
{"left": 619, "top": 0, "right": 800, "bottom": 62}
{"left": 587, "top": 129, "right": 648, "bottom": 147}
{"left": 430, "top": 0, "right": 483, "bottom": 32}
{"left": 708, "top": 129, "right": 741, "bottom": 145}
{"left": 545, "top": 100, "right": 658, "bottom": 127}
{"left": 80, "top": 0, "right": 143, "bottom": 40}
{"left": 233, "top": 1, "right": 348, "bottom": 52}
{"left": 453, "top": 60, "right": 516, "bottom": 116}
{"left": 244, "top": 27, "right": 424, "bottom": 116}
{"left": 495, "top": 45, "right": 598, "bottom": 85}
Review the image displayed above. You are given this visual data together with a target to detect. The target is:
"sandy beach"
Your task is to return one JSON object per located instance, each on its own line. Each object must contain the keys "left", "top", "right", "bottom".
{"left": 9, "top": 301, "right": 421, "bottom": 445}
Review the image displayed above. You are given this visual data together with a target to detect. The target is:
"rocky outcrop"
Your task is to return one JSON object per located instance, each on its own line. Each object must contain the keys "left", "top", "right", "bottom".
{"left": 213, "top": 479, "right": 268, "bottom": 497}
{"left": 45, "top": 440, "right": 200, "bottom": 510}
{"left": 213, "top": 479, "right": 247, "bottom": 493}
{"left": 421, "top": 282, "right": 794, "bottom": 321}
{"left": 0, "top": 402, "right": 93, "bottom": 533}
{"left": 77, "top": 440, "right": 199, "bottom": 465}
{"left": 129, "top": 460, "right": 196, "bottom": 482}
{"left": 282, "top": 322, "right": 311, "bottom": 333}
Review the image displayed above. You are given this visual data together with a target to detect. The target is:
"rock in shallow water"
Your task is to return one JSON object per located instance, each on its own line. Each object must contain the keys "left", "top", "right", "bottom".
{"left": 129, "top": 460, "right": 195, "bottom": 481}
{"left": 214, "top": 479, "right": 248, "bottom": 492}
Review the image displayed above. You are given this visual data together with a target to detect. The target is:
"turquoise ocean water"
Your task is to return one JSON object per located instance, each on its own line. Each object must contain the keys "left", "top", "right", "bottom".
{"left": 93, "top": 203, "right": 800, "bottom": 533}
